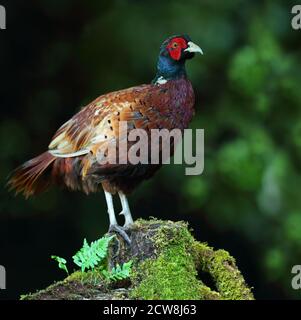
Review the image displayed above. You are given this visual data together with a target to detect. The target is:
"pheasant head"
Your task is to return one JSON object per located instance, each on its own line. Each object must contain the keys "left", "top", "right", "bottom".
{"left": 154, "top": 34, "right": 203, "bottom": 83}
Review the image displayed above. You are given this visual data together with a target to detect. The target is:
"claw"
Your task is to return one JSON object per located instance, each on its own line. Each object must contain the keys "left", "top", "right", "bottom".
{"left": 108, "top": 224, "right": 131, "bottom": 245}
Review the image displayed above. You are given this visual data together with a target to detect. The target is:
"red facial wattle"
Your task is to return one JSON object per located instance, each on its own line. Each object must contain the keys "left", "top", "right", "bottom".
{"left": 167, "top": 37, "right": 188, "bottom": 61}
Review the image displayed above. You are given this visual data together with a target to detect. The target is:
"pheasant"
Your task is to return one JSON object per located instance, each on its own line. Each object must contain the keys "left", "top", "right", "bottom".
{"left": 8, "top": 34, "right": 203, "bottom": 243}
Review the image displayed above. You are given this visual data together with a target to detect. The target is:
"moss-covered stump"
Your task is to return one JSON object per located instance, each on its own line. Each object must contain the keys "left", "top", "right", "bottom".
{"left": 22, "top": 219, "right": 254, "bottom": 300}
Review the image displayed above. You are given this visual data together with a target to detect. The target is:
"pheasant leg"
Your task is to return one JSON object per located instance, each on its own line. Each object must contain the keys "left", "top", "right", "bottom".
{"left": 104, "top": 190, "right": 131, "bottom": 244}
{"left": 118, "top": 192, "right": 134, "bottom": 228}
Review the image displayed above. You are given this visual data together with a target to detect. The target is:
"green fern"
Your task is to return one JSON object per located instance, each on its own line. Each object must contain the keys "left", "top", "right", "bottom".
{"left": 72, "top": 235, "right": 114, "bottom": 272}
{"left": 102, "top": 260, "right": 133, "bottom": 281}
{"left": 51, "top": 234, "right": 132, "bottom": 282}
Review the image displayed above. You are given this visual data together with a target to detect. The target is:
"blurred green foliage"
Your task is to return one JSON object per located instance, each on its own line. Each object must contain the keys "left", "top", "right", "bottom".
{"left": 1, "top": 0, "right": 301, "bottom": 299}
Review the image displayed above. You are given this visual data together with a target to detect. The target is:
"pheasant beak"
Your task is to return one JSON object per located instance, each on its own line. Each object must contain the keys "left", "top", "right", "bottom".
{"left": 184, "top": 41, "right": 203, "bottom": 55}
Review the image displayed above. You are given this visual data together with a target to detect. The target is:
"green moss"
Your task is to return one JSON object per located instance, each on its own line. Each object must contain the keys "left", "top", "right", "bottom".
{"left": 21, "top": 269, "right": 110, "bottom": 300}
{"left": 130, "top": 220, "right": 217, "bottom": 300}
{"left": 131, "top": 246, "right": 202, "bottom": 299}
{"left": 130, "top": 219, "right": 253, "bottom": 300}
{"left": 194, "top": 242, "right": 254, "bottom": 300}
{"left": 66, "top": 269, "right": 107, "bottom": 286}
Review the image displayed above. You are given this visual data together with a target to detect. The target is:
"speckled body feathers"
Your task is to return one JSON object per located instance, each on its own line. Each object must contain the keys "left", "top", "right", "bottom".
{"left": 9, "top": 77, "right": 195, "bottom": 197}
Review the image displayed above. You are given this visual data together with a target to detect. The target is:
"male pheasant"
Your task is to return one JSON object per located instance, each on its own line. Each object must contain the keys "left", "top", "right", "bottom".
{"left": 8, "top": 35, "right": 203, "bottom": 243}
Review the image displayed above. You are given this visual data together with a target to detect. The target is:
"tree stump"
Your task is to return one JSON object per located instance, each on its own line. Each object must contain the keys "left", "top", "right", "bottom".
{"left": 22, "top": 219, "right": 254, "bottom": 300}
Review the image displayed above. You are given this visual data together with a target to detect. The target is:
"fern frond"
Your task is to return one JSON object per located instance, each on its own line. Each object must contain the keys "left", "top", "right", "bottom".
{"left": 102, "top": 260, "right": 133, "bottom": 281}
{"left": 51, "top": 255, "right": 69, "bottom": 275}
{"left": 72, "top": 235, "right": 114, "bottom": 272}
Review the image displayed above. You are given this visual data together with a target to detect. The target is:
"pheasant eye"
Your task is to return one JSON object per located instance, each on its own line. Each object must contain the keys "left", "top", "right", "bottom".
{"left": 171, "top": 42, "right": 178, "bottom": 48}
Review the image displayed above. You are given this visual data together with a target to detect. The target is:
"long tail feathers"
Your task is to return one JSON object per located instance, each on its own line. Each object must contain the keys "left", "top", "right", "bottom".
{"left": 7, "top": 152, "right": 56, "bottom": 199}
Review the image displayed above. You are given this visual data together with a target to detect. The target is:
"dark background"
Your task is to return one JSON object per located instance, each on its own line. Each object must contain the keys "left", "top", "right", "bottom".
{"left": 1, "top": 0, "right": 301, "bottom": 299}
